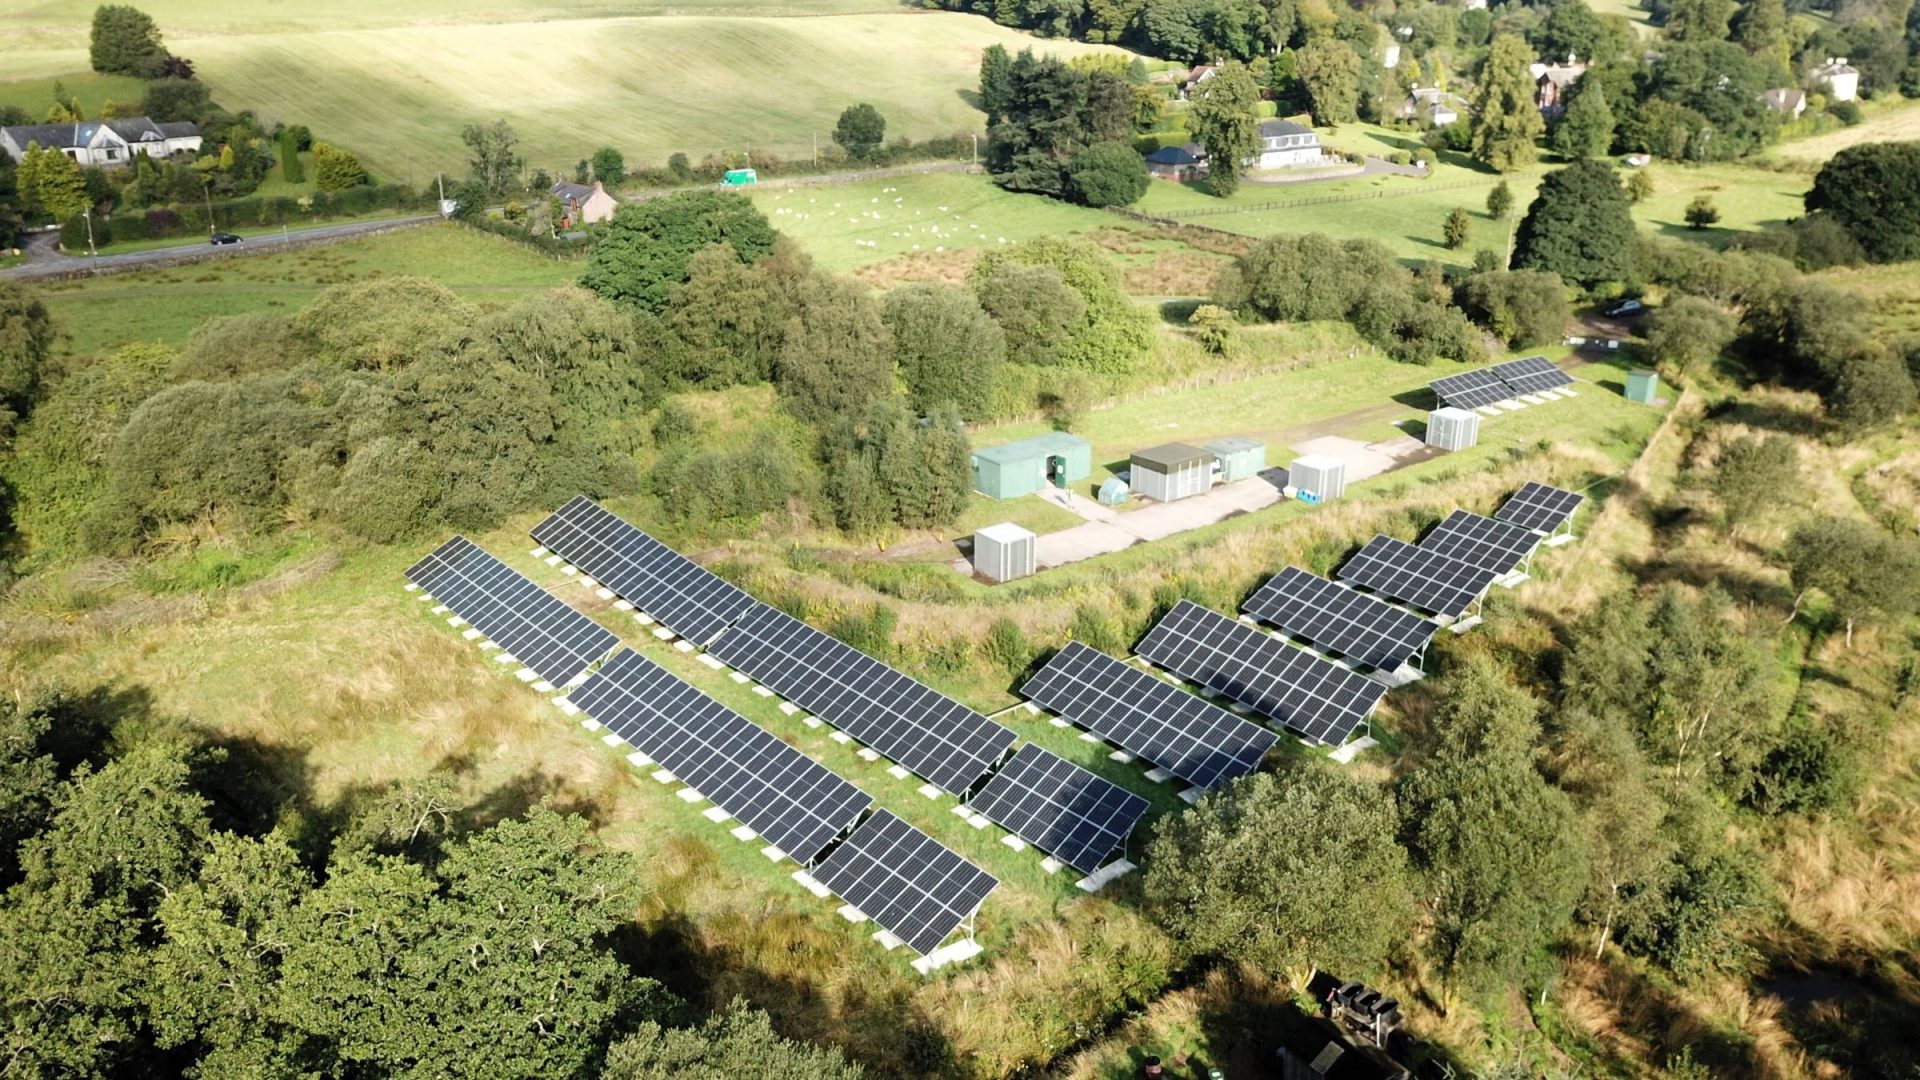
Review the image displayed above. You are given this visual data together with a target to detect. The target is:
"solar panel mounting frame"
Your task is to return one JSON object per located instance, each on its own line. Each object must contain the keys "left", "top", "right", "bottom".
{"left": 1335, "top": 534, "right": 1500, "bottom": 620}
{"left": 404, "top": 535, "right": 621, "bottom": 688}
{"left": 1241, "top": 566, "right": 1439, "bottom": 674}
{"left": 1490, "top": 355, "right": 1577, "bottom": 397}
{"left": 1428, "top": 367, "right": 1514, "bottom": 410}
{"left": 1416, "top": 509, "right": 1546, "bottom": 578}
{"left": 966, "top": 744, "right": 1150, "bottom": 874}
{"left": 1494, "top": 481, "right": 1585, "bottom": 538}
{"left": 808, "top": 809, "right": 998, "bottom": 957}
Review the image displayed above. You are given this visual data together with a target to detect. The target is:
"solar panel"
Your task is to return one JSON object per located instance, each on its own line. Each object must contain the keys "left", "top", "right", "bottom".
{"left": 706, "top": 604, "right": 1016, "bottom": 795}
{"left": 1135, "top": 601, "right": 1386, "bottom": 746}
{"left": 1491, "top": 355, "right": 1576, "bottom": 396}
{"left": 1022, "top": 642, "right": 1276, "bottom": 789}
{"left": 1242, "top": 567, "right": 1438, "bottom": 672}
{"left": 405, "top": 536, "right": 619, "bottom": 687}
{"left": 1335, "top": 535, "right": 1498, "bottom": 618}
{"left": 1417, "top": 510, "right": 1544, "bottom": 576}
{"left": 530, "top": 496, "right": 759, "bottom": 645}
{"left": 1428, "top": 368, "right": 1512, "bottom": 410}
{"left": 810, "top": 810, "right": 997, "bottom": 957}
{"left": 566, "top": 649, "right": 871, "bottom": 864}
{"left": 968, "top": 745, "right": 1149, "bottom": 874}
{"left": 1495, "top": 481, "right": 1585, "bottom": 534}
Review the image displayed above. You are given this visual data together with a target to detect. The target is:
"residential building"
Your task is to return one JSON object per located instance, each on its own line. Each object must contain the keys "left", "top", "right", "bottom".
{"left": 1144, "top": 142, "right": 1206, "bottom": 180}
{"left": 1811, "top": 57, "right": 1858, "bottom": 102}
{"left": 1762, "top": 87, "right": 1807, "bottom": 119}
{"left": 1532, "top": 58, "right": 1587, "bottom": 115}
{"left": 548, "top": 179, "right": 619, "bottom": 226}
{"left": 1399, "top": 86, "right": 1470, "bottom": 126}
{"left": 1253, "top": 118, "right": 1326, "bottom": 169}
{"left": 0, "top": 118, "right": 201, "bottom": 167}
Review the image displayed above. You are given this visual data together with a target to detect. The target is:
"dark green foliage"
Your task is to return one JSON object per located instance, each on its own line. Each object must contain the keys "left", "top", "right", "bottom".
{"left": 139, "top": 78, "right": 211, "bottom": 124}
{"left": 1804, "top": 142, "right": 1920, "bottom": 263}
{"left": 1442, "top": 206, "right": 1471, "bottom": 249}
{"left": 651, "top": 431, "right": 801, "bottom": 528}
{"left": 1828, "top": 349, "right": 1917, "bottom": 429}
{"left": 773, "top": 272, "right": 893, "bottom": 425}
{"left": 1645, "top": 294, "right": 1737, "bottom": 374}
{"left": 819, "top": 398, "right": 971, "bottom": 534}
{"left": 1685, "top": 194, "right": 1719, "bottom": 229}
{"left": 1064, "top": 140, "right": 1148, "bottom": 207}
{"left": 1786, "top": 519, "right": 1920, "bottom": 643}
{"left": 982, "top": 617, "right": 1032, "bottom": 672}
{"left": 973, "top": 261, "right": 1084, "bottom": 365}
{"left": 293, "top": 275, "right": 475, "bottom": 370}
{"left": 1487, "top": 180, "right": 1514, "bottom": 219}
{"left": 0, "top": 696, "right": 61, "bottom": 885}
{"left": 1472, "top": 35, "right": 1545, "bottom": 172}
{"left": 1536, "top": 0, "right": 1635, "bottom": 66}
{"left": 1747, "top": 715, "right": 1858, "bottom": 815}
{"left": 581, "top": 191, "right": 778, "bottom": 313}
{"left": 1397, "top": 660, "right": 1586, "bottom": 991}
{"left": 1513, "top": 160, "right": 1635, "bottom": 287}
{"left": 1709, "top": 433, "right": 1797, "bottom": 528}
{"left": 1459, "top": 269, "right": 1569, "bottom": 348}
{"left": 0, "top": 283, "right": 54, "bottom": 427}
{"left": 277, "top": 132, "right": 305, "bottom": 185}
{"left": 1553, "top": 79, "right": 1617, "bottom": 160}
{"left": 832, "top": 104, "right": 887, "bottom": 159}
{"left": 1617, "top": 814, "right": 1767, "bottom": 979}
{"left": 1188, "top": 61, "right": 1263, "bottom": 195}
{"left": 1145, "top": 768, "right": 1415, "bottom": 976}
{"left": 970, "top": 236, "right": 1151, "bottom": 373}
{"left": 591, "top": 146, "right": 626, "bottom": 185}
{"left": 984, "top": 50, "right": 1091, "bottom": 198}
{"left": 90, "top": 5, "right": 170, "bottom": 77}
{"left": 1295, "top": 40, "right": 1362, "bottom": 126}
{"left": 667, "top": 242, "right": 801, "bottom": 388}
{"left": 883, "top": 283, "right": 1005, "bottom": 419}
{"left": 462, "top": 119, "right": 523, "bottom": 196}
{"left": 978, "top": 44, "right": 1015, "bottom": 123}
{"left": 175, "top": 310, "right": 311, "bottom": 381}
{"left": 312, "top": 142, "right": 368, "bottom": 191}
{"left": 603, "top": 1002, "right": 864, "bottom": 1079}
{"left": 1636, "top": 41, "right": 1775, "bottom": 160}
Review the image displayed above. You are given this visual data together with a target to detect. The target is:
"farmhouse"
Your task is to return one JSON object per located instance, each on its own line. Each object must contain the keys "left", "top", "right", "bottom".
{"left": 1253, "top": 119, "right": 1326, "bottom": 170}
{"left": 1399, "top": 86, "right": 1469, "bottom": 126}
{"left": 1811, "top": 57, "right": 1859, "bottom": 102}
{"left": 549, "top": 179, "right": 619, "bottom": 226}
{"left": 1532, "top": 58, "right": 1587, "bottom": 115}
{"left": 1144, "top": 142, "right": 1206, "bottom": 180}
{"left": 1763, "top": 87, "right": 1807, "bottom": 118}
{"left": 0, "top": 118, "right": 201, "bottom": 167}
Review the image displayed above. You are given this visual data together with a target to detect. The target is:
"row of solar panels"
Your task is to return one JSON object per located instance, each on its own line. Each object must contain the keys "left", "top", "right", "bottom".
{"left": 1022, "top": 482, "right": 1588, "bottom": 752}
{"left": 1429, "top": 355, "right": 1576, "bottom": 411}
{"left": 410, "top": 504, "right": 1160, "bottom": 956}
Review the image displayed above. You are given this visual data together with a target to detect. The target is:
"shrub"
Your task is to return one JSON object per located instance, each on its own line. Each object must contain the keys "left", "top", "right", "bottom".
{"left": 60, "top": 213, "right": 109, "bottom": 251}
{"left": 312, "top": 142, "right": 368, "bottom": 192}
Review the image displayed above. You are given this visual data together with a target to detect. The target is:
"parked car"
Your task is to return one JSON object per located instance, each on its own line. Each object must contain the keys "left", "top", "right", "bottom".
{"left": 209, "top": 232, "right": 243, "bottom": 245}
{"left": 1605, "top": 298, "right": 1645, "bottom": 317}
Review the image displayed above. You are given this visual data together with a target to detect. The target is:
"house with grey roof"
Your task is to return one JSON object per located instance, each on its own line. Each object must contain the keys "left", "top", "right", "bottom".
{"left": 548, "top": 179, "right": 619, "bottom": 226}
{"left": 0, "top": 118, "right": 201, "bottom": 167}
{"left": 1810, "top": 57, "right": 1858, "bottom": 102}
{"left": 1254, "top": 119, "right": 1326, "bottom": 170}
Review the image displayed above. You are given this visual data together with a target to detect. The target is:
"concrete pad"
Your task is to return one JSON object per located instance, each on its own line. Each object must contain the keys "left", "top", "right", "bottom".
{"left": 1497, "top": 571, "right": 1531, "bottom": 589}
{"left": 601, "top": 734, "right": 624, "bottom": 748}
{"left": 778, "top": 702, "right": 800, "bottom": 715}
{"left": 760, "top": 846, "right": 786, "bottom": 862}
{"left": 478, "top": 641, "right": 500, "bottom": 651}
{"left": 579, "top": 717, "right": 600, "bottom": 731}
{"left": 698, "top": 654, "right": 725, "bottom": 670}
{"left": 1329, "top": 735, "right": 1377, "bottom": 764}
{"left": 729, "top": 671, "right": 750, "bottom": 683}
{"left": 405, "top": 582, "right": 420, "bottom": 591}
{"left": 751, "top": 685, "right": 774, "bottom": 697}
{"left": 837, "top": 905, "right": 868, "bottom": 924}
{"left": 803, "top": 717, "right": 823, "bottom": 728}
{"left": 626, "top": 751, "right": 654, "bottom": 767}
{"left": 967, "top": 813, "right": 991, "bottom": 829}
{"left": 1143, "top": 767, "right": 1172, "bottom": 783}
{"left": 612, "top": 599, "right": 634, "bottom": 611}
{"left": 917, "top": 783, "right": 943, "bottom": 800}
{"left": 1371, "top": 664, "right": 1425, "bottom": 688}
{"left": 1075, "top": 859, "right": 1135, "bottom": 893}
{"left": 1108, "top": 750, "right": 1136, "bottom": 764}
{"left": 887, "top": 765, "right": 910, "bottom": 779}
{"left": 874, "top": 930, "right": 905, "bottom": 951}
{"left": 554, "top": 698, "right": 580, "bottom": 715}
{"left": 1000, "top": 835, "right": 1029, "bottom": 852}
{"left": 1023, "top": 702, "right": 1041, "bottom": 715}
{"left": 514, "top": 668, "right": 538, "bottom": 683}
{"left": 1517, "top": 393, "right": 1546, "bottom": 405}
{"left": 1048, "top": 717, "right": 1071, "bottom": 728}
{"left": 702, "top": 806, "right": 731, "bottom": 823}
{"left": 494, "top": 653, "right": 518, "bottom": 664}
{"left": 829, "top": 732, "right": 852, "bottom": 744}
{"left": 651, "top": 769, "right": 678, "bottom": 784}
{"left": 651, "top": 627, "right": 675, "bottom": 641}
{"left": 461, "top": 628, "right": 482, "bottom": 640}
{"left": 1546, "top": 533, "right": 1575, "bottom": 547}
{"left": 729, "top": 825, "right": 757, "bottom": 841}
{"left": 531, "top": 680, "right": 556, "bottom": 693}
{"left": 596, "top": 588, "right": 615, "bottom": 600}
{"left": 791, "top": 871, "right": 831, "bottom": 898}
{"left": 561, "top": 566, "right": 578, "bottom": 576}
{"left": 1030, "top": 473, "right": 1288, "bottom": 570}
{"left": 1079, "top": 731, "right": 1102, "bottom": 743}
{"left": 544, "top": 555, "right": 562, "bottom": 566}
{"left": 1040, "top": 857, "right": 1064, "bottom": 875}
{"left": 950, "top": 804, "right": 974, "bottom": 819}
{"left": 673, "top": 640, "right": 695, "bottom": 652}
{"left": 446, "top": 615, "right": 466, "bottom": 628}
{"left": 1476, "top": 406, "right": 1503, "bottom": 418}
{"left": 1178, "top": 788, "right": 1204, "bottom": 805}
{"left": 1492, "top": 399, "right": 1525, "bottom": 412}
{"left": 675, "top": 787, "right": 704, "bottom": 803}
{"left": 1448, "top": 615, "right": 1484, "bottom": 634}
{"left": 912, "top": 938, "right": 983, "bottom": 974}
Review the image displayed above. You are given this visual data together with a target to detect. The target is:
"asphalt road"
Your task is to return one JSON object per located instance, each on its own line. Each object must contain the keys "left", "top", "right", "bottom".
{"left": 0, "top": 215, "right": 439, "bottom": 281}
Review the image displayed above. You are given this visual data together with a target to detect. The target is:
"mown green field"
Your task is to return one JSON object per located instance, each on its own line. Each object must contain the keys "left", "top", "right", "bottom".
{"left": 0, "top": 71, "right": 149, "bottom": 115}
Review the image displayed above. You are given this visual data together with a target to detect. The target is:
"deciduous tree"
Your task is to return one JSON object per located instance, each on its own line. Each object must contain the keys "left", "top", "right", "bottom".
{"left": 462, "top": 119, "right": 524, "bottom": 197}
{"left": 1064, "top": 140, "right": 1148, "bottom": 207}
{"left": 1709, "top": 432, "right": 1797, "bottom": 530}
{"left": 591, "top": 146, "right": 626, "bottom": 185}
{"left": 1296, "top": 39, "right": 1363, "bottom": 125}
{"left": 833, "top": 104, "right": 887, "bottom": 159}
{"left": 581, "top": 191, "right": 778, "bottom": 313}
{"left": 1187, "top": 61, "right": 1263, "bottom": 195}
{"left": 1804, "top": 142, "right": 1920, "bottom": 263}
{"left": 882, "top": 283, "right": 1005, "bottom": 418}
{"left": 1645, "top": 293, "right": 1736, "bottom": 374}
{"left": 90, "top": 5, "right": 169, "bottom": 77}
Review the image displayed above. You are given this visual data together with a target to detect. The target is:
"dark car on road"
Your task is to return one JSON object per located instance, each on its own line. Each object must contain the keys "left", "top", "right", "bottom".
{"left": 1604, "top": 298, "right": 1645, "bottom": 317}
{"left": 209, "top": 232, "right": 244, "bottom": 245}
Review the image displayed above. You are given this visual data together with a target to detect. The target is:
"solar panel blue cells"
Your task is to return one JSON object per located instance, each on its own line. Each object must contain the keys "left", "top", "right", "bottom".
{"left": 565, "top": 649, "right": 872, "bottom": 865}
{"left": 968, "top": 745, "right": 1148, "bottom": 874}
{"left": 1495, "top": 481, "right": 1584, "bottom": 534}
{"left": 405, "top": 535, "right": 619, "bottom": 687}
{"left": 1417, "top": 510, "right": 1543, "bottom": 576}
{"left": 705, "top": 604, "right": 1016, "bottom": 795}
{"left": 1490, "top": 355, "right": 1576, "bottom": 396}
{"left": 1242, "top": 566, "right": 1438, "bottom": 672}
{"left": 1335, "top": 535, "right": 1499, "bottom": 619}
{"left": 1135, "top": 601, "right": 1385, "bottom": 746}
{"left": 530, "top": 496, "right": 760, "bottom": 645}
{"left": 810, "top": 810, "right": 998, "bottom": 957}
{"left": 1022, "top": 641, "right": 1277, "bottom": 789}
{"left": 1428, "top": 368, "right": 1512, "bottom": 410}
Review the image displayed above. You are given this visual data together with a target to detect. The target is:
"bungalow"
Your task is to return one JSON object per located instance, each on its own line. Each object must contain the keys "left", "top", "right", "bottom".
{"left": 1180, "top": 64, "right": 1219, "bottom": 100}
{"left": 1762, "top": 87, "right": 1807, "bottom": 119}
{"left": 0, "top": 117, "right": 201, "bottom": 167}
{"left": 1811, "top": 57, "right": 1858, "bottom": 102}
{"left": 1253, "top": 118, "right": 1326, "bottom": 170}
{"left": 1399, "top": 86, "right": 1470, "bottom": 126}
{"left": 1144, "top": 142, "right": 1206, "bottom": 181}
{"left": 1532, "top": 58, "right": 1587, "bottom": 115}
{"left": 548, "top": 179, "right": 619, "bottom": 226}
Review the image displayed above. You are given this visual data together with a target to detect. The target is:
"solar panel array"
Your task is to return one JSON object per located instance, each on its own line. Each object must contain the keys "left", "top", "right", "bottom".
{"left": 1023, "top": 642, "right": 1277, "bottom": 789}
{"left": 1337, "top": 536, "right": 1497, "bottom": 617}
{"left": 405, "top": 536, "right": 620, "bottom": 687}
{"left": 1496, "top": 481, "right": 1585, "bottom": 534}
{"left": 1136, "top": 601, "right": 1386, "bottom": 746}
{"left": 1417, "top": 510, "right": 1544, "bottom": 576}
{"left": 810, "top": 810, "right": 998, "bottom": 957}
{"left": 1242, "top": 567, "right": 1438, "bottom": 672}
{"left": 566, "top": 649, "right": 872, "bottom": 865}
{"left": 706, "top": 604, "right": 1016, "bottom": 795}
{"left": 1490, "top": 355, "right": 1576, "bottom": 396}
{"left": 968, "top": 745, "right": 1149, "bottom": 874}
{"left": 1428, "top": 368, "right": 1514, "bottom": 410}
{"left": 531, "top": 496, "right": 759, "bottom": 645}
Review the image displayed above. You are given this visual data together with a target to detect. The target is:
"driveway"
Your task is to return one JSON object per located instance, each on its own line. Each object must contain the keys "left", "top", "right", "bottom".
{"left": 1026, "top": 472, "right": 1290, "bottom": 570}
{"left": 0, "top": 215, "right": 438, "bottom": 281}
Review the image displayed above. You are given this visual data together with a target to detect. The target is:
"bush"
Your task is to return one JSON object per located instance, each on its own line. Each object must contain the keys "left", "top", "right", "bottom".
{"left": 1064, "top": 141, "right": 1149, "bottom": 208}
{"left": 1826, "top": 99, "right": 1862, "bottom": 125}
{"left": 60, "top": 214, "right": 110, "bottom": 251}
{"left": 312, "top": 142, "right": 368, "bottom": 192}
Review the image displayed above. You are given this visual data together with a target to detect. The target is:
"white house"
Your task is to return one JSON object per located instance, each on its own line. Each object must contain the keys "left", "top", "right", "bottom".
{"left": 1811, "top": 57, "right": 1858, "bottom": 102}
{"left": 1400, "top": 86, "right": 1470, "bottom": 126}
{"left": 1762, "top": 87, "right": 1808, "bottom": 119}
{"left": 0, "top": 118, "right": 201, "bottom": 167}
{"left": 1253, "top": 118, "right": 1326, "bottom": 170}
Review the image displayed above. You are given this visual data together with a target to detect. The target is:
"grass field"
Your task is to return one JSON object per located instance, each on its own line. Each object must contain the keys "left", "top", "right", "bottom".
{"left": 1770, "top": 97, "right": 1920, "bottom": 162}
{"left": 0, "top": 71, "right": 148, "bottom": 115}
{"left": 36, "top": 224, "right": 576, "bottom": 355}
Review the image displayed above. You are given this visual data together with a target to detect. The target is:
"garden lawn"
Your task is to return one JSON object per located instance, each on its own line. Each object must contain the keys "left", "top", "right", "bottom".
{"left": 36, "top": 223, "right": 577, "bottom": 356}
{"left": 751, "top": 172, "right": 1131, "bottom": 273}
